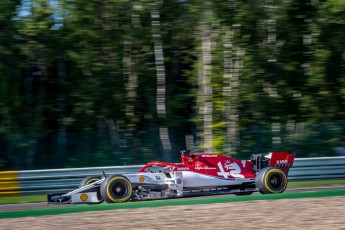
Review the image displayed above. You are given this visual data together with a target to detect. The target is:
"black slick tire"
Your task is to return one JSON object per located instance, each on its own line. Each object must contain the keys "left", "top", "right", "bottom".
{"left": 100, "top": 175, "right": 132, "bottom": 203}
{"left": 255, "top": 167, "right": 288, "bottom": 194}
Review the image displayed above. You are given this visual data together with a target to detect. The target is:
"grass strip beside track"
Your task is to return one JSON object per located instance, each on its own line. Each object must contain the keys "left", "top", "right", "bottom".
{"left": 1, "top": 189, "right": 345, "bottom": 219}
{"left": 0, "top": 195, "right": 46, "bottom": 205}
{"left": 288, "top": 179, "right": 345, "bottom": 188}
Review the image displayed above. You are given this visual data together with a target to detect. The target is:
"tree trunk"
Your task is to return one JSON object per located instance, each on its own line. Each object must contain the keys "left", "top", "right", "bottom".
{"left": 222, "top": 30, "right": 235, "bottom": 155}
{"left": 265, "top": 2, "right": 280, "bottom": 146}
{"left": 104, "top": 118, "right": 121, "bottom": 158}
{"left": 56, "top": 60, "right": 67, "bottom": 168}
{"left": 201, "top": 27, "right": 213, "bottom": 153}
{"left": 197, "top": 4, "right": 214, "bottom": 153}
{"left": 150, "top": 3, "right": 172, "bottom": 161}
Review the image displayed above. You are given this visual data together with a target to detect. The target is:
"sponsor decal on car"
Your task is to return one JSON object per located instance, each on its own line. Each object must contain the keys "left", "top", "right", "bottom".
{"left": 217, "top": 162, "right": 244, "bottom": 178}
{"left": 176, "top": 167, "right": 190, "bottom": 171}
{"left": 139, "top": 177, "right": 145, "bottom": 182}
{"left": 195, "top": 166, "right": 217, "bottom": 170}
{"left": 126, "top": 175, "right": 137, "bottom": 178}
{"left": 276, "top": 159, "right": 288, "bottom": 164}
{"left": 80, "top": 193, "right": 88, "bottom": 202}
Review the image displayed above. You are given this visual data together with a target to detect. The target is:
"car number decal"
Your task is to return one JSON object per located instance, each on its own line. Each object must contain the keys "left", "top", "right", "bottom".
{"left": 217, "top": 162, "right": 244, "bottom": 178}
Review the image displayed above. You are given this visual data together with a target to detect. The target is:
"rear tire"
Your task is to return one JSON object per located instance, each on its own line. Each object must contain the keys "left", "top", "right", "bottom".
{"left": 100, "top": 175, "right": 132, "bottom": 203}
{"left": 255, "top": 167, "right": 287, "bottom": 194}
{"left": 79, "top": 176, "right": 104, "bottom": 204}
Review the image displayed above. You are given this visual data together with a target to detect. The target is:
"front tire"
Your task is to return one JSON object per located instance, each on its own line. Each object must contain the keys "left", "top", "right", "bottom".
{"left": 100, "top": 175, "right": 132, "bottom": 203}
{"left": 79, "top": 176, "right": 104, "bottom": 204}
{"left": 255, "top": 167, "right": 287, "bottom": 194}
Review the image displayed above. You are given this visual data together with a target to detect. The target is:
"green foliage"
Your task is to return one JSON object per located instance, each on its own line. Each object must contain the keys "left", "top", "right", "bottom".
{"left": 1, "top": 0, "right": 345, "bottom": 169}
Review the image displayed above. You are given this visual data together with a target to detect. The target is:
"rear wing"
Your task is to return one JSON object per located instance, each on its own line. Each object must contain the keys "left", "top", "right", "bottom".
{"left": 268, "top": 152, "right": 295, "bottom": 174}
{"left": 251, "top": 152, "right": 295, "bottom": 175}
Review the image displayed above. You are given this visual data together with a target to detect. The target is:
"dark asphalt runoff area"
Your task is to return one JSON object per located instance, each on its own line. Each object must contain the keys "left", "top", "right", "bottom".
{"left": 1, "top": 184, "right": 345, "bottom": 213}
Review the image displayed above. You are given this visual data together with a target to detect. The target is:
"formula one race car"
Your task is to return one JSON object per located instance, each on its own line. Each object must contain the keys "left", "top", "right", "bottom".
{"left": 48, "top": 151, "right": 295, "bottom": 204}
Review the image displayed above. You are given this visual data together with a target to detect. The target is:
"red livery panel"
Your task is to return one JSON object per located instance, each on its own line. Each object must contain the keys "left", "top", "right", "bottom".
{"left": 139, "top": 151, "right": 295, "bottom": 179}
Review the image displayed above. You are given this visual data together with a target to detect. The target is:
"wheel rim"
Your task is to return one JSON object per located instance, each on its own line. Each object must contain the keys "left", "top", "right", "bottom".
{"left": 111, "top": 181, "right": 128, "bottom": 199}
{"left": 267, "top": 173, "right": 284, "bottom": 190}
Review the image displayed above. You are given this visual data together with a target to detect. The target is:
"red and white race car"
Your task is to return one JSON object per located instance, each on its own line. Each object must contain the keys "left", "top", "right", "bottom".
{"left": 48, "top": 151, "right": 295, "bottom": 204}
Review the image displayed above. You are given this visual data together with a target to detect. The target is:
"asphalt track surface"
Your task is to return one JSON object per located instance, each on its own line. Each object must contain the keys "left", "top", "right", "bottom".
{"left": 1, "top": 184, "right": 345, "bottom": 213}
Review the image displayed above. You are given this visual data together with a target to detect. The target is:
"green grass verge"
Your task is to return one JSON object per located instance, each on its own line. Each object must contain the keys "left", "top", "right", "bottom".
{"left": 0, "top": 195, "right": 46, "bottom": 205}
{"left": 1, "top": 189, "right": 345, "bottom": 219}
{"left": 287, "top": 179, "right": 345, "bottom": 188}
{"left": 0, "top": 179, "right": 344, "bottom": 205}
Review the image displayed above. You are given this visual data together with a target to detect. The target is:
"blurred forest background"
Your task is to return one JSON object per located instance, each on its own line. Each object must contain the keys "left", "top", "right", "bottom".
{"left": 1, "top": 0, "right": 345, "bottom": 170}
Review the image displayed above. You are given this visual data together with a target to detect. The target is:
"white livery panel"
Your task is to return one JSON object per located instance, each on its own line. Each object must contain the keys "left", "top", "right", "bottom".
{"left": 182, "top": 171, "right": 254, "bottom": 188}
